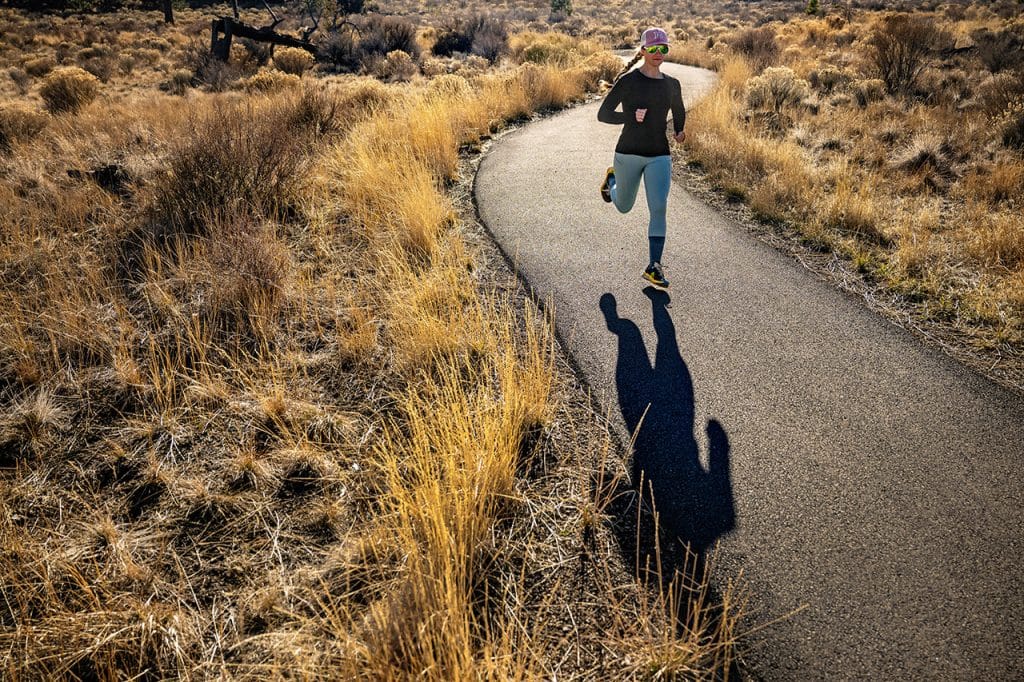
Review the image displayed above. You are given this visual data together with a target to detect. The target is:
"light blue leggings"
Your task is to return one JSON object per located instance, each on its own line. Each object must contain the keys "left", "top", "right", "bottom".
{"left": 609, "top": 153, "right": 672, "bottom": 239}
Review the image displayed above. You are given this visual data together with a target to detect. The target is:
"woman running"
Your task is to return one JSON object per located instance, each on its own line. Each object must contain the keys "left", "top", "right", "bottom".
{"left": 598, "top": 27, "right": 686, "bottom": 289}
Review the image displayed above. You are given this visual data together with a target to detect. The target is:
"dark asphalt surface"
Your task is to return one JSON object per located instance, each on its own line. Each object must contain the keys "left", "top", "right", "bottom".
{"left": 474, "top": 63, "right": 1024, "bottom": 679}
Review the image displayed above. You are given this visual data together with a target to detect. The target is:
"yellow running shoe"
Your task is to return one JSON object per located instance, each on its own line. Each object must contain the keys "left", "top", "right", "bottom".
{"left": 642, "top": 262, "right": 669, "bottom": 288}
{"left": 600, "top": 166, "right": 615, "bottom": 203}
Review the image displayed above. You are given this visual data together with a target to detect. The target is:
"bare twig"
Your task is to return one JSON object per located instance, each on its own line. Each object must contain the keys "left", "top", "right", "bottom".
{"left": 261, "top": 0, "right": 282, "bottom": 29}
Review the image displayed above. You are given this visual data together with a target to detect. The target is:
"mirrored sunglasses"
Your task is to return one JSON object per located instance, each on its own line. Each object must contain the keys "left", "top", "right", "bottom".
{"left": 644, "top": 44, "right": 669, "bottom": 55}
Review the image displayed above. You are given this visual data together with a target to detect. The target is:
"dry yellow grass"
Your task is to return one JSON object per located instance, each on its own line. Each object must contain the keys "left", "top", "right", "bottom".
{"left": 0, "top": 14, "right": 740, "bottom": 679}
{"left": 685, "top": 7, "right": 1024, "bottom": 359}
{"left": 273, "top": 46, "right": 316, "bottom": 76}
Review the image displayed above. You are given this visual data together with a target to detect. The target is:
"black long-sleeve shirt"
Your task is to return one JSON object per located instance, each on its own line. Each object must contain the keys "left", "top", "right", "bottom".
{"left": 597, "top": 69, "right": 686, "bottom": 157}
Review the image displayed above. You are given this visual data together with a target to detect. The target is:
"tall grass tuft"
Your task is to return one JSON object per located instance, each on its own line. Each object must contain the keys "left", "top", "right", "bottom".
{"left": 357, "top": 305, "right": 553, "bottom": 678}
{"left": 0, "top": 103, "right": 48, "bottom": 152}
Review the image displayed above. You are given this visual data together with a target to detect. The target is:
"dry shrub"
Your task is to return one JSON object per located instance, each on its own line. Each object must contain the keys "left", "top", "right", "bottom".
{"left": 799, "top": 17, "right": 835, "bottom": 47}
{"left": 78, "top": 44, "right": 113, "bottom": 61}
{"left": 431, "top": 13, "right": 476, "bottom": 56}
{"left": 273, "top": 46, "right": 315, "bottom": 75}
{"left": 81, "top": 55, "right": 116, "bottom": 82}
{"left": 239, "top": 68, "right": 302, "bottom": 93}
{"left": 746, "top": 149, "right": 817, "bottom": 225}
{"left": 55, "top": 40, "right": 76, "bottom": 64}
{"left": 867, "top": 13, "right": 940, "bottom": 96}
{"left": 235, "top": 38, "right": 273, "bottom": 70}
{"left": 129, "top": 47, "right": 161, "bottom": 66}
{"left": 23, "top": 55, "right": 56, "bottom": 77}
{"left": 433, "top": 12, "right": 508, "bottom": 63}
{"left": 76, "top": 44, "right": 117, "bottom": 81}
{"left": 729, "top": 26, "right": 779, "bottom": 71}
{"left": 0, "top": 555, "right": 189, "bottom": 681}
{"left": 575, "top": 51, "right": 624, "bottom": 90}
{"left": 381, "top": 252, "right": 479, "bottom": 366}
{"left": 350, "top": 302, "right": 555, "bottom": 676}
{"left": 510, "top": 31, "right": 605, "bottom": 66}
{"left": 550, "top": 13, "right": 587, "bottom": 38}
{"left": 179, "top": 35, "right": 216, "bottom": 75}
{"left": 719, "top": 56, "right": 754, "bottom": 94}
{"left": 1000, "top": 271, "right": 1024, "bottom": 325}
{"left": 852, "top": 78, "right": 886, "bottom": 107}
{"left": 421, "top": 56, "right": 451, "bottom": 77}
{"left": 601, "top": 547, "right": 744, "bottom": 681}
{"left": 160, "top": 68, "right": 193, "bottom": 95}
{"left": 0, "top": 103, "right": 48, "bottom": 153}
{"left": 338, "top": 134, "right": 453, "bottom": 255}
{"left": 974, "top": 27, "right": 1024, "bottom": 74}
{"left": 976, "top": 72, "right": 1024, "bottom": 116}
{"left": 145, "top": 97, "right": 314, "bottom": 239}
{"left": 419, "top": 24, "right": 439, "bottom": 53}
{"left": 336, "top": 304, "right": 379, "bottom": 367}
{"left": 376, "top": 49, "right": 417, "bottom": 82}
{"left": 813, "top": 65, "right": 853, "bottom": 94}
{"left": 468, "top": 14, "right": 509, "bottom": 63}
{"left": 514, "top": 33, "right": 570, "bottom": 64}
{"left": 455, "top": 54, "right": 490, "bottom": 76}
{"left": 0, "top": 390, "right": 67, "bottom": 458}
{"left": 1002, "top": 102, "right": 1024, "bottom": 151}
{"left": 8, "top": 66, "right": 31, "bottom": 94}
{"left": 359, "top": 14, "right": 421, "bottom": 66}
{"left": 39, "top": 65, "right": 100, "bottom": 113}
{"left": 117, "top": 53, "right": 137, "bottom": 76}
{"left": 669, "top": 40, "right": 718, "bottom": 69}
{"left": 892, "top": 206, "right": 944, "bottom": 280}
{"left": 746, "top": 67, "right": 810, "bottom": 113}
{"left": 318, "top": 26, "right": 360, "bottom": 71}
{"left": 286, "top": 85, "right": 345, "bottom": 139}
{"left": 921, "top": 67, "right": 971, "bottom": 106}
{"left": 142, "top": 35, "right": 172, "bottom": 53}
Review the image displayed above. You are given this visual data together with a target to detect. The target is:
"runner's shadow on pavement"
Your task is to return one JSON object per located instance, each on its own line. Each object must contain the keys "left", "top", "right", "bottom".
{"left": 596, "top": 287, "right": 736, "bottom": 584}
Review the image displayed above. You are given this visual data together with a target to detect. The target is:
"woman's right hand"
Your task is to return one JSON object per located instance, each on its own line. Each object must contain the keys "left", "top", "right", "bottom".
{"left": 635, "top": 108, "right": 647, "bottom": 123}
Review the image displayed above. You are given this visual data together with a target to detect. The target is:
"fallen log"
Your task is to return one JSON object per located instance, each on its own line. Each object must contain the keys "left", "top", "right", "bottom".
{"left": 210, "top": 17, "right": 318, "bottom": 62}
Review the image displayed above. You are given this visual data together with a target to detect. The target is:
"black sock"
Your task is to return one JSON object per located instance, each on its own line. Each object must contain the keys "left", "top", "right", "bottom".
{"left": 648, "top": 236, "right": 665, "bottom": 266}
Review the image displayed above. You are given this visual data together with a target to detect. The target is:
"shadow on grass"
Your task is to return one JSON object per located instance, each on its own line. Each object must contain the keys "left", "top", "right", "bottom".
{"left": 595, "top": 287, "right": 739, "bottom": 672}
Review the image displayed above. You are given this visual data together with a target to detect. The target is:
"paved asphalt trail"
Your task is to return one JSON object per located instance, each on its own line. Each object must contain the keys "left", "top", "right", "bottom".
{"left": 475, "top": 63, "right": 1024, "bottom": 679}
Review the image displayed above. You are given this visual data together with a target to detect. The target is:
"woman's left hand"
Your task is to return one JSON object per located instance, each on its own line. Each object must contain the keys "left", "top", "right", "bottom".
{"left": 673, "top": 130, "right": 686, "bottom": 144}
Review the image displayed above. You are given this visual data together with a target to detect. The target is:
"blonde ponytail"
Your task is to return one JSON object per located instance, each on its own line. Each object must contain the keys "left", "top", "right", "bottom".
{"left": 613, "top": 49, "right": 643, "bottom": 83}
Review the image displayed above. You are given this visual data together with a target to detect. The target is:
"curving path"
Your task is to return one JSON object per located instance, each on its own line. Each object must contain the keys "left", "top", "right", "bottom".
{"left": 475, "top": 63, "right": 1024, "bottom": 679}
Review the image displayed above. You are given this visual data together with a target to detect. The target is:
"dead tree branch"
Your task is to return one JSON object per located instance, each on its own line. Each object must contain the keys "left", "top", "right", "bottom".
{"left": 210, "top": 17, "right": 317, "bottom": 62}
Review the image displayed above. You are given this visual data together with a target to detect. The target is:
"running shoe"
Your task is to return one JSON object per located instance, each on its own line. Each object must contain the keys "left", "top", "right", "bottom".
{"left": 600, "top": 166, "right": 615, "bottom": 203}
{"left": 642, "top": 262, "right": 669, "bottom": 288}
